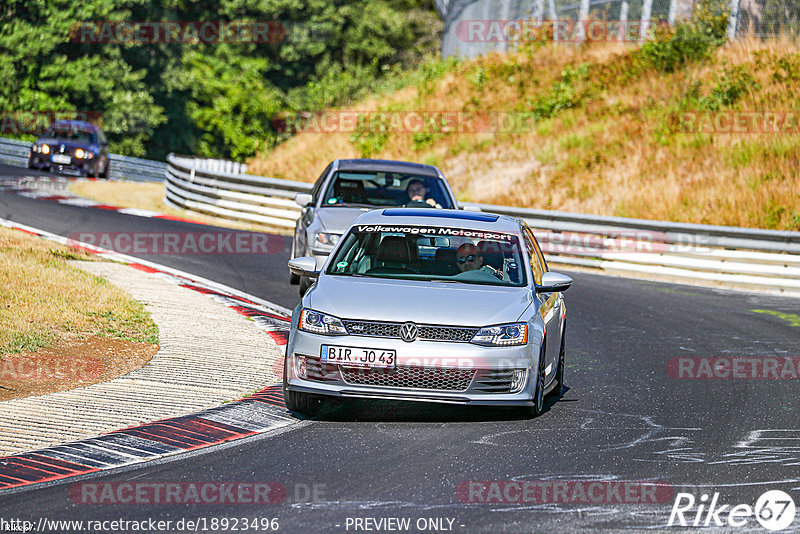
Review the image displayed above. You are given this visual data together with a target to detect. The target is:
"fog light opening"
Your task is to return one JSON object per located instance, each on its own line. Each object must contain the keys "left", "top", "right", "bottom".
{"left": 296, "top": 355, "right": 307, "bottom": 379}
{"left": 510, "top": 369, "right": 527, "bottom": 393}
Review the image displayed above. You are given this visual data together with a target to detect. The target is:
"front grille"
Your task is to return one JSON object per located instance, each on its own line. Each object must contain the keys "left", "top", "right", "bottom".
{"left": 342, "top": 320, "right": 400, "bottom": 338}
{"left": 342, "top": 320, "right": 479, "bottom": 342}
{"left": 341, "top": 366, "right": 475, "bottom": 391}
{"left": 472, "top": 369, "right": 517, "bottom": 393}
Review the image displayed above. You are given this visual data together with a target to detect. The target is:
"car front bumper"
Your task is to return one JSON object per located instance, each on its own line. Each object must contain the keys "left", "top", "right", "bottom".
{"left": 285, "top": 330, "right": 544, "bottom": 407}
{"left": 28, "top": 154, "right": 97, "bottom": 176}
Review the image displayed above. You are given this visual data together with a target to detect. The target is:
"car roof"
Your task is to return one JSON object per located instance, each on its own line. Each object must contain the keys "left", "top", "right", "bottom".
{"left": 50, "top": 120, "right": 99, "bottom": 132}
{"left": 353, "top": 208, "right": 523, "bottom": 233}
{"left": 335, "top": 159, "right": 440, "bottom": 177}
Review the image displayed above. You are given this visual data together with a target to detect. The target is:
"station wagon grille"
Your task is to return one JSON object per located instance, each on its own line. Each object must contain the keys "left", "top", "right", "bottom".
{"left": 342, "top": 320, "right": 479, "bottom": 342}
{"left": 340, "top": 365, "right": 475, "bottom": 391}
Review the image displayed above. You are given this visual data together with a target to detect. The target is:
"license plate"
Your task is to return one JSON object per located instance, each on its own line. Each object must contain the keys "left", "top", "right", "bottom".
{"left": 51, "top": 154, "right": 71, "bottom": 164}
{"left": 321, "top": 345, "right": 396, "bottom": 368}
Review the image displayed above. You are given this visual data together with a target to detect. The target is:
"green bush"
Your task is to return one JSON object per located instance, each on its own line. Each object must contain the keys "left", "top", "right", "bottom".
{"left": 530, "top": 63, "right": 589, "bottom": 120}
{"left": 637, "top": 0, "right": 728, "bottom": 72}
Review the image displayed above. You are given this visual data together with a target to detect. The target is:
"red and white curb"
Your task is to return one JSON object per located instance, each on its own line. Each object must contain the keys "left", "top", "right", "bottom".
{"left": 2, "top": 176, "right": 204, "bottom": 224}
{"left": 0, "top": 218, "right": 296, "bottom": 492}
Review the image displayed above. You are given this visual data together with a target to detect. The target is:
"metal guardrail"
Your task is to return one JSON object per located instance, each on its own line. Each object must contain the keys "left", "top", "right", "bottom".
{"left": 166, "top": 154, "right": 800, "bottom": 293}
{"left": 165, "top": 154, "right": 309, "bottom": 228}
{"left": 0, "top": 137, "right": 165, "bottom": 182}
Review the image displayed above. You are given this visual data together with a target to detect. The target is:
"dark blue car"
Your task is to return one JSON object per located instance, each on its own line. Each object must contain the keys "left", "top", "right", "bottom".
{"left": 28, "top": 120, "right": 110, "bottom": 178}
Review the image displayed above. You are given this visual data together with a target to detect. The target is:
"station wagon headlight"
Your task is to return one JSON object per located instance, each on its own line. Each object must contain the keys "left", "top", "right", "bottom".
{"left": 41, "top": 145, "right": 51, "bottom": 154}
{"left": 471, "top": 323, "right": 528, "bottom": 346}
{"left": 315, "top": 232, "right": 340, "bottom": 246}
{"left": 299, "top": 308, "right": 348, "bottom": 336}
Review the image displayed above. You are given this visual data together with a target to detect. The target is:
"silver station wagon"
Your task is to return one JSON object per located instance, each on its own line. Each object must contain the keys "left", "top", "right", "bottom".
{"left": 284, "top": 208, "right": 572, "bottom": 417}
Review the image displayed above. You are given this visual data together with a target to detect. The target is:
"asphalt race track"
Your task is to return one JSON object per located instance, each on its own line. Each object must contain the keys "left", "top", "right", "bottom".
{"left": 2, "top": 165, "right": 800, "bottom": 533}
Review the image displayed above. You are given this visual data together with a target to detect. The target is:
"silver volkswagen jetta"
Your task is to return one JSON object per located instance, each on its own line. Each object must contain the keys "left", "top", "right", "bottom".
{"left": 284, "top": 208, "right": 572, "bottom": 417}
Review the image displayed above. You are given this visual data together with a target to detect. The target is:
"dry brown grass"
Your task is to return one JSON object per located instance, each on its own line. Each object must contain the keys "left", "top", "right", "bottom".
{"left": 68, "top": 181, "right": 291, "bottom": 235}
{"left": 248, "top": 37, "right": 800, "bottom": 230}
{"left": 0, "top": 226, "right": 158, "bottom": 354}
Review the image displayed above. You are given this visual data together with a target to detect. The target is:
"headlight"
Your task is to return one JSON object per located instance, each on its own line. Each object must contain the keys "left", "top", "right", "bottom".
{"left": 314, "top": 232, "right": 340, "bottom": 246}
{"left": 32, "top": 144, "right": 39, "bottom": 153}
{"left": 75, "top": 149, "right": 85, "bottom": 159}
{"left": 41, "top": 145, "right": 50, "bottom": 154}
{"left": 471, "top": 323, "right": 528, "bottom": 346}
{"left": 298, "top": 308, "right": 348, "bottom": 336}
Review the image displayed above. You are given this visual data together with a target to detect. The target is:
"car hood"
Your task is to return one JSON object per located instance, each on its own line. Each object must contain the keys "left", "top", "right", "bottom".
{"left": 316, "top": 207, "right": 372, "bottom": 234}
{"left": 308, "top": 276, "right": 532, "bottom": 326}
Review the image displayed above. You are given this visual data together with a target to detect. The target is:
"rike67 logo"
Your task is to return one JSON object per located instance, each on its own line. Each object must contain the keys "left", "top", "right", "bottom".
{"left": 669, "top": 490, "right": 796, "bottom": 531}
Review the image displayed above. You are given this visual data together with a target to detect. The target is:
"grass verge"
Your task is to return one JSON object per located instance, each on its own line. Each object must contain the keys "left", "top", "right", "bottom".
{"left": 0, "top": 226, "right": 158, "bottom": 354}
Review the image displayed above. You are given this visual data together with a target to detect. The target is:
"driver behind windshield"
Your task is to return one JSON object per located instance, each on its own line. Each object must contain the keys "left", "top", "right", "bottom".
{"left": 456, "top": 243, "right": 504, "bottom": 280}
{"left": 406, "top": 179, "right": 441, "bottom": 208}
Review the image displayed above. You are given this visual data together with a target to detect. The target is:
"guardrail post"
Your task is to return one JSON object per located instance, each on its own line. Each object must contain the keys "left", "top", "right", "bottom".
{"left": 727, "top": 0, "right": 740, "bottom": 40}
{"left": 619, "top": 0, "right": 630, "bottom": 41}
{"left": 639, "top": 0, "right": 653, "bottom": 43}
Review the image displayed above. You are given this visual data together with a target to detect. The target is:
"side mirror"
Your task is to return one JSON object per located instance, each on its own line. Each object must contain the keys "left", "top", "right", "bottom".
{"left": 288, "top": 256, "right": 320, "bottom": 278}
{"left": 295, "top": 193, "right": 313, "bottom": 207}
{"left": 536, "top": 272, "right": 573, "bottom": 293}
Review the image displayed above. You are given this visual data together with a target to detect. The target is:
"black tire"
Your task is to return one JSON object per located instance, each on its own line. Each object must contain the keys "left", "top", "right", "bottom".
{"left": 525, "top": 344, "right": 546, "bottom": 418}
{"left": 99, "top": 159, "right": 110, "bottom": 179}
{"left": 549, "top": 320, "right": 566, "bottom": 398}
{"left": 283, "top": 358, "right": 323, "bottom": 416}
{"left": 283, "top": 388, "right": 324, "bottom": 416}
{"left": 289, "top": 239, "right": 300, "bottom": 285}
{"left": 299, "top": 276, "right": 311, "bottom": 296}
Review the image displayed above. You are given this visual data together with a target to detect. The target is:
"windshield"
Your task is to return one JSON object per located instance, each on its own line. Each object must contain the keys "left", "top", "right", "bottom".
{"left": 326, "top": 224, "right": 527, "bottom": 287}
{"left": 321, "top": 171, "right": 454, "bottom": 209}
{"left": 45, "top": 127, "right": 97, "bottom": 144}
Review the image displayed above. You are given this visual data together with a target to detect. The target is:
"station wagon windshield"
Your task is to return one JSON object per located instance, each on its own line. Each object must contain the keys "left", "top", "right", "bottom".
{"left": 327, "top": 225, "right": 527, "bottom": 287}
{"left": 322, "top": 171, "right": 454, "bottom": 209}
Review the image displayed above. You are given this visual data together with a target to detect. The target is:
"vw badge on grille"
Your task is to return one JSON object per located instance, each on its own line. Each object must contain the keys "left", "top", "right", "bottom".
{"left": 400, "top": 322, "right": 418, "bottom": 342}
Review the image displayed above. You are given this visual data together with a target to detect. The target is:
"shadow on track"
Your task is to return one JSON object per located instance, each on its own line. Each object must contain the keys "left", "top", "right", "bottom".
{"left": 294, "top": 386, "right": 572, "bottom": 423}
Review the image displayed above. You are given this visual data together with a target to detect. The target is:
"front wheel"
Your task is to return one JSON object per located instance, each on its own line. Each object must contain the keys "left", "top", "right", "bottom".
{"left": 289, "top": 238, "right": 299, "bottom": 285}
{"left": 525, "top": 344, "right": 546, "bottom": 418}
{"left": 99, "top": 159, "right": 110, "bottom": 179}
{"left": 283, "top": 387, "right": 323, "bottom": 416}
{"left": 549, "top": 320, "right": 566, "bottom": 398}
{"left": 283, "top": 360, "right": 323, "bottom": 416}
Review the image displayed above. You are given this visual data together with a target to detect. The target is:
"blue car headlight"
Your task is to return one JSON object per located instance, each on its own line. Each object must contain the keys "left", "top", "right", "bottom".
{"left": 471, "top": 323, "right": 528, "bottom": 346}
{"left": 298, "top": 308, "right": 348, "bottom": 336}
